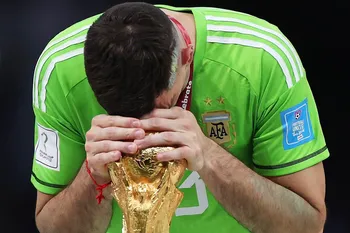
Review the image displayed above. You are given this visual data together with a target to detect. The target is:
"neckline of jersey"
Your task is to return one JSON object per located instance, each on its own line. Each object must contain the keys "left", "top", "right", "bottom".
{"left": 155, "top": 5, "right": 206, "bottom": 80}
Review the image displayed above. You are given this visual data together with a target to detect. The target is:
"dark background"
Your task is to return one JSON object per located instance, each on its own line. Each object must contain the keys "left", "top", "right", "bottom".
{"left": 1, "top": 0, "right": 349, "bottom": 232}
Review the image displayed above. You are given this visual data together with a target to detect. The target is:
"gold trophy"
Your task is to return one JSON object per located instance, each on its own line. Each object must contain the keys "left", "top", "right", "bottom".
{"left": 107, "top": 135, "right": 186, "bottom": 233}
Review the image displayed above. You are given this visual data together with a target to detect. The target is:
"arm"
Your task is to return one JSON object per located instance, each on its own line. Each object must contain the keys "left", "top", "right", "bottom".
{"left": 32, "top": 112, "right": 142, "bottom": 233}
{"left": 137, "top": 107, "right": 328, "bottom": 233}
{"left": 197, "top": 50, "right": 329, "bottom": 232}
{"left": 31, "top": 62, "right": 113, "bottom": 232}
{"left": 32, "top": 110, "right": 115, "bottom": 232}
{"left": 135, "top": 45, "right": 329, "bottom": 232}
{"left": 198, "top": 46, "right": 329, "bottom": 232}
{"left": 136, "top": 98, "right": 328, "bottom": 233}
{"left": 31, "top": 66, "right": 142, "bottom": 232}
{"left": 198, "top": 141, "right": 326, "bottom": 233}
{"left": 35, "top": 165, "right": 113, "bottom": 233}
{"left": 136, "top": 106, "right": 327, "bottom": 233}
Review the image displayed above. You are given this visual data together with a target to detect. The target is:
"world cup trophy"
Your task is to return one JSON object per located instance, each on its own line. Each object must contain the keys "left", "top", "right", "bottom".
{"left": 107, "top": 134, "right": 186, "bottom": 233}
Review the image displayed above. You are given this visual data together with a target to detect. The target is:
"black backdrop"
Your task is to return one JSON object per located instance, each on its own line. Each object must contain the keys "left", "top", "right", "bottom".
{"left": 1, "top": 0, "right": 349, "bottom": 232}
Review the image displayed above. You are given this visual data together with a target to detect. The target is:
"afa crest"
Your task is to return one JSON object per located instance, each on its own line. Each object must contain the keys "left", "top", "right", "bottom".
{"left": 202, "top": 111, "right": 231, "bottom": 144}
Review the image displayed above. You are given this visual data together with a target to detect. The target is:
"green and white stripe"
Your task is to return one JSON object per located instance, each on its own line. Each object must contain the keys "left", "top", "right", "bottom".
{"left": 205, "top": 15, "right": 303, "bottom": 88}
{"left": 33, "top": 25, "right": 91, "bottom": 112}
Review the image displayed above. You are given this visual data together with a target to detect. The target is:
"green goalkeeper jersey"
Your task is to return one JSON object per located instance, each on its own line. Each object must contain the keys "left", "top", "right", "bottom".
{"left": 31, "top": 5, "right": 329, "bottom": 233}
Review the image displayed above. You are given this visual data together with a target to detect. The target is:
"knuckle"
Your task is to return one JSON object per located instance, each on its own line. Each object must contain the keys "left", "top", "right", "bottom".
{"left": 173, "top": 107, "right": 182, "bottom": 114}
{"left": 95, "top": 154, "right": 104, "bottom": 164}
{"left": 85, "top": 142, "right": 92, "bottom": 153}
{"left": 91, "top": 118, "right": 98, "bottom": 126}
{"left": 105, "top": 127, "right": 116, "bottom": 139}
{"left": 125, "top": 129, "right": 134, "bottom": 140}
{"left": 177, "top": 107, "right": 187, "bottom": 117}
{"left": 127, "top": 118, "right": 134, "bottom": 127}
{"left": 102, "top": 141, "right": 110, "bottom": 151}
{"left": 162, "top": 132, "right": 173, "bottom": 143}
{"left": 106, "top": 115, "right": 116, "bottom": 126}
{"left": 91, "top": 114, "right": 104, "bottom": 125}
{"left": 150, "top": 118, "right": 160, "bottom": 128}
{"left": 85, "top": 129, "right": 96, "bottom": 141}
{"left": 182, "top": 120, "right": 192, "bottom": 131}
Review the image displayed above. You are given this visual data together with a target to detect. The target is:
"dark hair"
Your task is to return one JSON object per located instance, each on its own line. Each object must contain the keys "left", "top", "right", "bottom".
{"left": 84, "top": 2, "right": 177, "bottom": 118}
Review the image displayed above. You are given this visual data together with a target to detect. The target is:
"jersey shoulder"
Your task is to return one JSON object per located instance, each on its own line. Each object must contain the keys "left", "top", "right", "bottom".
{"left": 197, "top": 7, "right": 305, "bottom": 96}
{"left": 45, "top": 14, "right": 101, "bottom": 50}
{"left": 33, "top": 14, "right": 101, "bottom": 111}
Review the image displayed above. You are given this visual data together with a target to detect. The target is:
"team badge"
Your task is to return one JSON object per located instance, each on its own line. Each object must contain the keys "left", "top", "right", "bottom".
{"left": 280, "top": 98, "right": 314, "bottom": 150}
{"left": 202, "top": 111, "right": 231, "bottom": 144}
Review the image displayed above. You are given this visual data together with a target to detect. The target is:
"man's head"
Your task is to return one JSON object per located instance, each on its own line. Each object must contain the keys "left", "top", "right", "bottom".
{"left": 84, "top": 2, "right": 194, "bottom": 118}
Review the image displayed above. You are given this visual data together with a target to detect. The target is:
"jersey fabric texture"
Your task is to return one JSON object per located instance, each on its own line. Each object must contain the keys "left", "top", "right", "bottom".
{"left": 31, "top": 5, "right": 329, "bottom": 233}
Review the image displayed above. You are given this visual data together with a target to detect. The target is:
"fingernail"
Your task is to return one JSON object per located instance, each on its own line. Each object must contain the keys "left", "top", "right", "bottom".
{"left": 132, "top": 120, "right": 140, "bottom": 127}
{"left": 134, "top": 139, "right": 142, "bottom": 145}
{"left": 128, "top": 143, "right": 137, "bottom": 152}
{"left": 157, "top": 154, "right": 163, "bottom": 160}
{"left": 113, "top": 151, "right": 121, "bottom": 160}
{"left": 135, "top": 130, "right": 144, "bottom": 139}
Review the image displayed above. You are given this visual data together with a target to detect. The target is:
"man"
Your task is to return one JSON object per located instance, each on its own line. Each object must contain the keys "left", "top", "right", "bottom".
{"left": 31, "top": 2, "right": 329, "bottom": 233}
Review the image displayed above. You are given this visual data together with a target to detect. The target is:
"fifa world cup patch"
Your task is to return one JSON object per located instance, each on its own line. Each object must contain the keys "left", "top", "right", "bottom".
{"left": 280, "top": 99, "right": 314, "bottom": 150}
{"left": 35, "top": 123, "right": 60, "bottom": 171}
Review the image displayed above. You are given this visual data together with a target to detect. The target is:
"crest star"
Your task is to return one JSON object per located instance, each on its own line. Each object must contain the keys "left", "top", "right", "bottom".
{"left": 204, "top": 97, "right": 212, "bottom": 105}
{"left": 217, "top": 96, "right": 225, "bottom": 104}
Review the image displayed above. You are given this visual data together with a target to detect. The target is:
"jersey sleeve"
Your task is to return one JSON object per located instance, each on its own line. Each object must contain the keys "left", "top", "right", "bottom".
{"left": 31, "top": 68, "right": 86, "bottom": 195}
{"left": 252, "top": 51, "right": 329, "bottom": 177}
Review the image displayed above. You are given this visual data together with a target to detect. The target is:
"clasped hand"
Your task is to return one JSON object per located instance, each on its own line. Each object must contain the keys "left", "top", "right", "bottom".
{"left": 85, "top": 107, "right": 213, "bottom": 182}
{"left": 136, "top": 107, "right": 212, "bottom": 171}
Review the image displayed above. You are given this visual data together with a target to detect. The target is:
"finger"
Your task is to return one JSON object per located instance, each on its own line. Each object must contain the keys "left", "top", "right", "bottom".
{"left": 134, "top": 132, "right": 186, "bottom": 149}
{"left": 157, "top": 146, "right": 191, "bottom": 162}
{"left": 141, "top": 107, "right": 184, "bottom": 119}
{"left": 140, "top": 118, "right": 183, "bottom": 132}
{"left": 88, "top": 151, "right": 122, "bottom": 167}
{"left": 85, "top": 140, "right": 138, "bottom": 155}
{"left": 92, "top": 114, "right": 141, "bottom": 128}
{"left": 86, "top": 127, "right": 145, "bottom": 142}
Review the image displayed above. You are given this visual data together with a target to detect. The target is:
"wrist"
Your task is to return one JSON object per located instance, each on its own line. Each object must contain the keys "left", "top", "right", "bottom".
{"left": 199, "top": 139, "right": 240, "bottom": 175}
{"left": 86, "top": 173, "right": 113, "bottom": 202}
{"left": 199, "top": 138, "right": 218, "bottom": 173}
{"left": 85, "top": 160, "right": 113, "bottom": 203}
{"left": 85, "top": 159, "right": 111, "bottom": 184}
{"left": 91, "top": 174, "right": 111, "bottom": 185}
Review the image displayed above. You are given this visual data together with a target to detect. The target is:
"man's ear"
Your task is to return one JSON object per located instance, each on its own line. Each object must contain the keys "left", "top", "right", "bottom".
{"left": 181, "top": 44, "right": 194, "bottom": 65}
